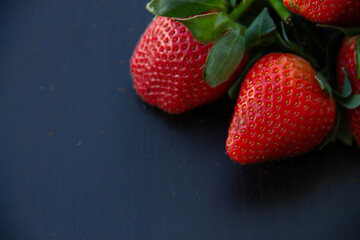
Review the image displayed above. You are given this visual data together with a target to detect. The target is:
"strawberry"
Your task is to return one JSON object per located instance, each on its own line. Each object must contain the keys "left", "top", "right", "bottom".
{"left": 226, "top": 53, "right": 337, "bottom": 164}
{"left": 130, "top": 16, "right": 248, "bottom": 114}
{"left": 337, "top": 36, "right": 360, "bottom": 146}
{"left": 283, "top": 0, "right": 360, "bottom": 27}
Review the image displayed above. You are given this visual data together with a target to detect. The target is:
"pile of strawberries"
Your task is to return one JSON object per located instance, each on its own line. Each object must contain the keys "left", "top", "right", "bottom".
{"left": 130, "top": 0, "right": 360, "bottom": 164}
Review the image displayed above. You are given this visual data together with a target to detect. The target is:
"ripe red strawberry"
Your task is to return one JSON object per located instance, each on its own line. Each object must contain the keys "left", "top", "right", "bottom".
{"left": 130, "top": 16, "right": 248, "bottom": 114}
{"left": 226, "top": 53, "right": 337, "bottom": 164}
{"left": 337, "top": 36, "right": 360, "bottom": 147}
{"left": 283, "top": 0, "right": 360, "bottom": 27}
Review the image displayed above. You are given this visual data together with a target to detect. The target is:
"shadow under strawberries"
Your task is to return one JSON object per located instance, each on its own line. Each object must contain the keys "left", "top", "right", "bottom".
{"left": 141, "top": 95, "right": 235, "bottom": 126}
{"left": 135, "top": 94, "right": 236, "bottom": 146}
{"left": 227, "top": 143, "right": 360, "bottom": 209}
{"left": 134, "top": 93, "right": 360, "bottom": 209}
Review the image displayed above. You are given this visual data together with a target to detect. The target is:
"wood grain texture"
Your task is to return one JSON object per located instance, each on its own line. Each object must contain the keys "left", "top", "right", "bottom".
{"left": 0, "top": 0, "right": 359, "bottom": 239}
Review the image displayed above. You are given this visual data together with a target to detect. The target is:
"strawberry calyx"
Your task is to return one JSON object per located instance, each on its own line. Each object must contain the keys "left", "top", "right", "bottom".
{"left": 134, "top": 0, "right": 360, "bottom": 159}
{"left": 274, "top": 21, "right": 319, "bottom": 68}
{"left": 146, "top": 0, "right": 228, "bottom": 18}
{"left": 332, "top": 68, "right": 360, "bottom": 110}
{"left": 175, "top": 12, "right": 238, "bottom": 44}
{"left": 228, "top": 17, "right": 323, "bottom": 100}
{"left": 206, "top": 8, "right": 278, "bottom": 88}
{"left": 321, "top": 35, "right": 360, "bottom": 147}
{"left": 268, "top": 0, "right": 292, "bottom": 24}
{"left": 315, "top": 73, "right": 332, "bottom": 98}
{"left": 244, "top": 8, "right": 277, "bottom": 49}
{"left": 146, "top": 0, "right": 280, "bottom": 89}
{"left": 204, "top": 25, "right": 246, "bottom": 87}
{"left": 323, "top": 33, "right": 360, "bottom": 110}
{"left": 228, "top": 0, "right": 256, "bottom": 21}
{"left": 316, "top": 66, "right": 360, "bottom": 111}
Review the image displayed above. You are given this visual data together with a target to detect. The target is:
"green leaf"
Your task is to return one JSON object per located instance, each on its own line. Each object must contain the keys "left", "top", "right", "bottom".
{"left": 315, "top": 73, "right": 333, "bottom": 98}
{"left": 336, "top": 94, "right": 360, "bottom": 109}
{"left": 356, "top": 37, "right": 360, "bottom": 80}
{"left": 333, "top": 69, "right": 360, "bottom": 109}
{"left": 341, "top": 68, "right": 353, "bottom": 98}
{"left": 343, "top": 26, "right": 360, "bottom": 37}
{"left": 146, "top": 0, "right": 228, "bottom": 18}
{"left": 228, "top": 0, "right": 256, "bottom": 21}
{"left": 176, "top": 12, "right": 235, "bottom": 44}
{"left": 333, "top": 68, "right": 354, "bottom": 98}
{"left": 228, "top": 51, "right": 263, "bottom": 100}
{"left": 230, "top": 0, "right": 237, "bottom": 8}
{"left": 280, "top": 21, "right": 290, "bottom": 43}
{"left": 204, "top": 28, "right": 245, "bottom": 88}
{"left": 244, "top": 8, "right": 276, "bottom": 49}
{"left": 275, "top": 24, "right": 319, "bottom": 69}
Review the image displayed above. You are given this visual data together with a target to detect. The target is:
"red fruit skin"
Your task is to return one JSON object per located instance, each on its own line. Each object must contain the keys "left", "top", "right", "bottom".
{"left": 337, "top": 36, "right": 360, "bottom": 147}
{"left": 283, "top": 0, "right": 360, "bottom": 27}
{"left": 130, "top": 16, "right": 248, "bottom": 114}
{"left": 226, "top": 53, "right": 337, "bottom": 164}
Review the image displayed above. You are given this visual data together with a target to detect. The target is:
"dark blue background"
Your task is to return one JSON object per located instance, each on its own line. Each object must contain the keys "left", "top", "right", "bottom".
{"left": 0, "top": 1, "right": 359, "bottom": 239}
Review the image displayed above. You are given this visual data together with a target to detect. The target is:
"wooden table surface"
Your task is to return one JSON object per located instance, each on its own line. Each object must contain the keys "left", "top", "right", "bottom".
{"left": 0, "top": 0, "right": 359, "bottom": 239}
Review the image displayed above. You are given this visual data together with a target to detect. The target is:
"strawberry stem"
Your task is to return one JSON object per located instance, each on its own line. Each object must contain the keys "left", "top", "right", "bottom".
{"left": 268, "top": 0, "right": 292, "bottom": 24}
{"left": 229, "top": 0, "right": 256, "bottom": 21}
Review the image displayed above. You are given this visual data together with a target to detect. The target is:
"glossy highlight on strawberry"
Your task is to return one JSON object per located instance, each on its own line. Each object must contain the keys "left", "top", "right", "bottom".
{"left": 337, "top": 36, "right": 360, "bottom": 146}
{"left": 226, "top": 53, "right": 337, "bottom": 164}
{"left": 130, "top": 16, "right": 247, "bottom": 114}
{"left": 283, "top": 0, "right": 360, "bottom": 27}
